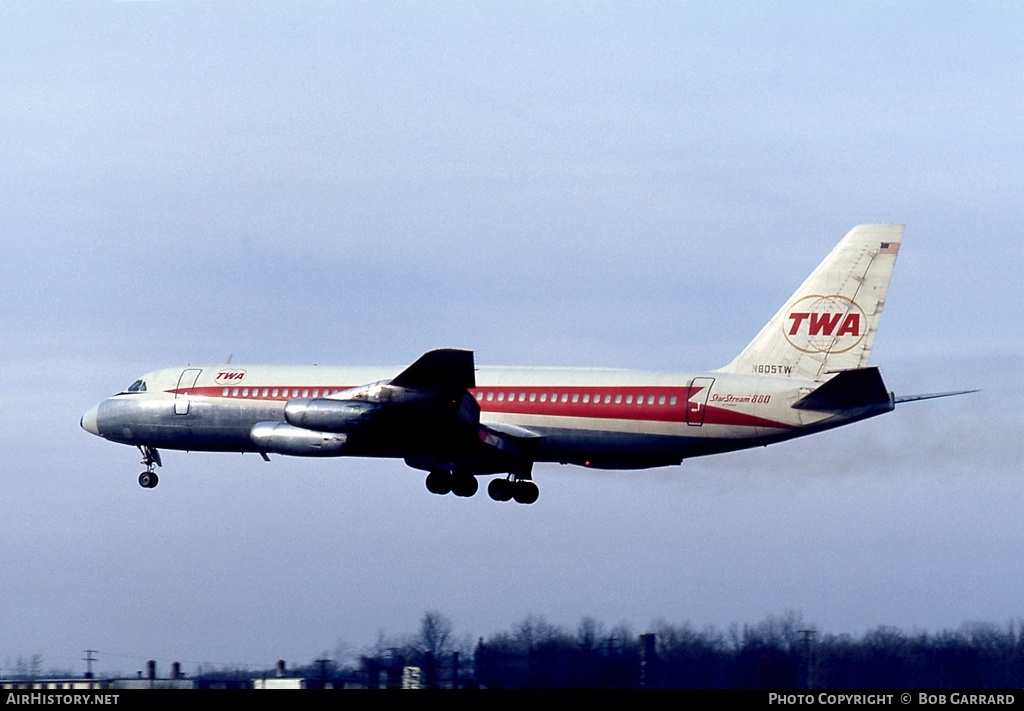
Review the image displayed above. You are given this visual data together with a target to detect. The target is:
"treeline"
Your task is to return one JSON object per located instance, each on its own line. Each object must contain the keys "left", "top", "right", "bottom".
{"left": 352, "top": 611, "right": 1024, "bottom": 688}
{"left": 13, "top": 612, "right": 1023, "bottom": 688}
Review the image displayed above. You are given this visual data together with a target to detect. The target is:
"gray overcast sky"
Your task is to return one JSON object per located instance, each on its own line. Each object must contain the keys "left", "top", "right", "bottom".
{"left": 1, "top": 2, "right": 1021, "bottom": 675}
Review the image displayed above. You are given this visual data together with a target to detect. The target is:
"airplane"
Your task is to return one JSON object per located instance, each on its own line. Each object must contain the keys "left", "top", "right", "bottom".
{"left": 81, "top": 224, "right": 974, "bottom": 504}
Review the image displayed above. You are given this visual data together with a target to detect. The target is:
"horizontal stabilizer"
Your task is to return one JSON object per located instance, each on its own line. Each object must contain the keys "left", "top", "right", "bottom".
{"left": 894, "top": 389, "right": 979, "bottom": 404}
{"left": 793, "top": 367, "right": 891, "bottom": 411}
{"left": 390, "top": 348, "right": 476, "bottom": 390}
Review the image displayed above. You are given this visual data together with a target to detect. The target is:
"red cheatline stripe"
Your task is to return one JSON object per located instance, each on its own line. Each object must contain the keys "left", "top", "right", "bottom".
{"left": 168, "top": 384, "right": 793, "bottom": 430}
{"left": 702, "top": 406, "right": 792, "bottom": 429}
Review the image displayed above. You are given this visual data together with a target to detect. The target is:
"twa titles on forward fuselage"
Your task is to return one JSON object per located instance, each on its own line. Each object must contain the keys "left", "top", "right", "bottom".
{"left": 81, "top": 224, "right": 972, "bottom": 504}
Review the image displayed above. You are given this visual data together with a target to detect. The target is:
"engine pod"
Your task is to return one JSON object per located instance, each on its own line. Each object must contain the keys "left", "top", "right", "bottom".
{"left": 284, "top": 398, "right": 376, "bottom": 433}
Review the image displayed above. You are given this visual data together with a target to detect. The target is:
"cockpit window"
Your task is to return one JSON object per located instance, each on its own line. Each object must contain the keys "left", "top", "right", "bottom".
{"left": 126, "top": 379, "right": 147, "bottom": 393}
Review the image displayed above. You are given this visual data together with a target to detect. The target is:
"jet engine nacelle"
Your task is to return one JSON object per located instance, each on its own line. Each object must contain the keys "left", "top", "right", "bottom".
{"left": 250, "top": 422, "right": 348, "bottom": 457}
{"left": 284, "top": 398, "right": 376, "bottom": 433}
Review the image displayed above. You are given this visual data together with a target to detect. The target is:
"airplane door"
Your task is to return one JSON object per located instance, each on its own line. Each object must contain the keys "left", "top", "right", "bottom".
{"left": 174, "top": 369, "right": 202, "bottom": 415}
{"left": 686, "top": 377, "right": 715, "bottom": 426}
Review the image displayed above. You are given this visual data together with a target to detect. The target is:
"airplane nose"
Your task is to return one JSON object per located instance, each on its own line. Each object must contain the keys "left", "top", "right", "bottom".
{"left": 81, "top": 404, "right": 100, "bottom": 436}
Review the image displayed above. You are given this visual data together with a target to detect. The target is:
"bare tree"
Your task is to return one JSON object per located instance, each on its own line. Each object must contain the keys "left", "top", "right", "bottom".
{"left": 419, "top": 610, "right": 455, "bottom": 659}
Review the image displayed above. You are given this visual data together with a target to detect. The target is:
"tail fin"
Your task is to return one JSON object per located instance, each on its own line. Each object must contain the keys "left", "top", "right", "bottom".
{"left": 720, "top": 224, "right": 904, "bottom": 381}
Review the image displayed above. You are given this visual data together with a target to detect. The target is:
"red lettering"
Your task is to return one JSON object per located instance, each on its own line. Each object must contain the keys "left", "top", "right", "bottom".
{"left": 787, "top": 312, "right": 810, "bottom": 335}
{"left": 808, "top": 312, "right": 842, "bottom": 336}
{"left": 837, "top": 313, "right": 860, "bottom": 336}
{"left": 788, "top": 311, "right": 862, "bottom": 338}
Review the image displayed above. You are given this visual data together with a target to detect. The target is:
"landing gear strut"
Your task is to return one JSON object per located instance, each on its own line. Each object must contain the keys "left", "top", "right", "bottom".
{"left": 137, "top": 446, "right": 161, "bottom": 489}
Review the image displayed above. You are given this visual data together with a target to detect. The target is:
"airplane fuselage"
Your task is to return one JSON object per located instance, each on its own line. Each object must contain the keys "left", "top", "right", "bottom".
{"left": 83, "top": 224, "right": 936, "bottom": 503}
{"left": 82, "top": 363, "right": 892, "bottom": 470}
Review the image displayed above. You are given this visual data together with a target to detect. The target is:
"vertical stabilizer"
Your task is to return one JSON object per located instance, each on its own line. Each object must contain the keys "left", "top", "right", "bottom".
{"left": 719, "top": 224, "right": 904, "bottom": 381}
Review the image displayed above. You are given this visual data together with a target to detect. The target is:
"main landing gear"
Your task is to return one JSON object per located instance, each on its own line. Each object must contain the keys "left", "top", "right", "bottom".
{"left": 488, "top": 476, "right": 539, "bottom": 505}
{"left": 425, "top": 468, "right": 478, "bottom": 497}
{"left": 137, "top": 445, "right": 162, "bottom": 489}
{"left": 424, "top": 469, "right": 539, "bottom": 504}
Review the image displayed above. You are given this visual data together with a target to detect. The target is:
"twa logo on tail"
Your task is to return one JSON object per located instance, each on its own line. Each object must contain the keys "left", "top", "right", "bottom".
{"left": 782, "top": 294, "right": 866, "bottom": 354}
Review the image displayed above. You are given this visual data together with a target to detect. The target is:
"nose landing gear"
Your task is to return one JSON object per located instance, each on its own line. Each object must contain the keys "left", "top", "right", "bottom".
{"left": 137, "top": 446, "right": 162, "bottom": 488}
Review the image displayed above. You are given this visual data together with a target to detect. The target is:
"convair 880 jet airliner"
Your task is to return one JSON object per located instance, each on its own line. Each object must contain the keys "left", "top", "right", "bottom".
{"left": 81, "top": 224, "right": 971, "bottom": 504}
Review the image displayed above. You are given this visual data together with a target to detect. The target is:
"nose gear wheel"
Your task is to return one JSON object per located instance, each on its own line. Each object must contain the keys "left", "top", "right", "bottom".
{"left": 137, "top": 446, "right": 162, "bottom": 488}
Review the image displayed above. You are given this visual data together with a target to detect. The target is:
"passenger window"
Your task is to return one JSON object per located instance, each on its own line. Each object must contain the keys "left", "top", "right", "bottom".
{"left": 582, "top": 395, "right": 590, "bottom": 403}
{"left": 272, "top": 388, "right": 279, "bottom": 398}
{"left": 604, "top": 394, "right": 612, "bottom": 404}
{"left": 626, "top": 395, "right": 633, "bottom": 404}
{"left": 658, "top": 395, "right": 666, "bottom": 405}
{"left": 670, "top": 396, "right": 677, "bottom": 405}
{"left": 486, "top": 392, "right": 494, "bottom": 401}
{"left": 222, "top": 388, "right": 229, "bottom": 397}
{"left": 232, "top": 388, "right": 239, "bottom": 397}
{"left": 615, "top": 394, "right": 622, "bottom": 404}
{"left": 572, "top": 394, "right": 579, "bottom": 403}
{"left": 529, "top": 393, "right": 536, "bottom": 402}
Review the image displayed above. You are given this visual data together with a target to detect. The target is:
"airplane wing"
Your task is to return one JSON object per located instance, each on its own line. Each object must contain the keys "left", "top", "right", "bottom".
{"left": 390, "top": 348, "right": 476, "bottom": 390}
{"left": 284, "top": 349, "right": 476, "bottom": 431}
{"left": 283, "top": 349, "right": 536, "bottom": 476}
